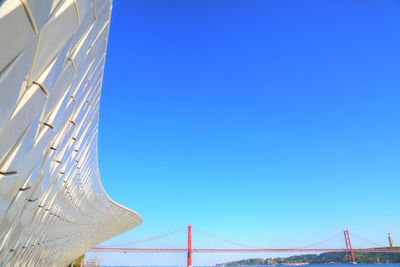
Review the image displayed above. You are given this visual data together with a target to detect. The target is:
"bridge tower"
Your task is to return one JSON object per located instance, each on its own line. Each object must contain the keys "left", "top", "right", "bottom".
{"left": 344, "top": 230, "right": 351, "bottom": 262}
{"left": 188, "top": 225, "right": 192, "bottom": 267}
{"left": 344, "top": 230, "right": 355, "bottom": 264}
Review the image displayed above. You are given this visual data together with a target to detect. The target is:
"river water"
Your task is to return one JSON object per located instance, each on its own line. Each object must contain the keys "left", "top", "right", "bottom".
{"left": 107, "top": 264, "right": 400, "bottom": 267}
{"left": 219, "top": 265, "right": 400, "bottom": 267}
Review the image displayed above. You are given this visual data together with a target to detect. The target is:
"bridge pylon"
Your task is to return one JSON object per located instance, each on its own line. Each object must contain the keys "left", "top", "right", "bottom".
{"left": 188, "top": 225, "right": 192, "bottom": 267}
{"left": 344, "top": 230, "right": 355, "bottom": 264}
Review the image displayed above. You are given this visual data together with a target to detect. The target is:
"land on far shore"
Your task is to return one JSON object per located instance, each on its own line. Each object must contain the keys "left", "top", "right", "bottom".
{"left": 217, "top": 249, "right": 400, "bottom": 266}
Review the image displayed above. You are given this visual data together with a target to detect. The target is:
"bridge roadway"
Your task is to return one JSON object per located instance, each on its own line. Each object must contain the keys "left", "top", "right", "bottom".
{"left": 89, "top": 248, "right": 400, "bottom": 253}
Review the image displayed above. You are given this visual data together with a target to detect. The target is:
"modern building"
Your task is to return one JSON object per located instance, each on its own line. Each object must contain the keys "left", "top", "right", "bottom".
{"left": 0, "top": 0, "right": 141, "bottom": 266}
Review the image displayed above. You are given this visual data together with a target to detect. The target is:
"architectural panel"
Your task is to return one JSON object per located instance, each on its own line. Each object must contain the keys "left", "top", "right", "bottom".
{"left": 0, "top": 0, "right": 142, "bottom": 266}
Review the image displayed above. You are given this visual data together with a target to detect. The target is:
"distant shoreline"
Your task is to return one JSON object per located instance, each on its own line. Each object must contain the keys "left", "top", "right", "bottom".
{"left": 217, "top": 250, "right": 400, "bottom": 266}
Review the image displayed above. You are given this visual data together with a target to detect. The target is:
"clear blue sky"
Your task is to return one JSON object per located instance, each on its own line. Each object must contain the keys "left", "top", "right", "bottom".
{"left": 88, "top": 0, "right": 400, "bottom": 265}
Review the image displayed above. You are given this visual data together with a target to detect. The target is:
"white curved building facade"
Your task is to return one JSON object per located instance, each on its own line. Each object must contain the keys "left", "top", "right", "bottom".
{"left": 0, "top": 0, "right": 142, "bottom": 266}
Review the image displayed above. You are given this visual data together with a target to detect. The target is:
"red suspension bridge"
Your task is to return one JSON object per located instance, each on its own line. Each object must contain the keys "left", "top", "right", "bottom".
{"left": 89, "top": 226, "right": 400, "bottom": 266}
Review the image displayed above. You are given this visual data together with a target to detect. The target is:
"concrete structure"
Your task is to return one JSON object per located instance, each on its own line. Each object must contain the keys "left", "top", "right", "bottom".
{"left": 388, "top": 233, "right": 395, "bottom": 247}
{"left": 0, "top": 0, "right": 142, "bottom": 266}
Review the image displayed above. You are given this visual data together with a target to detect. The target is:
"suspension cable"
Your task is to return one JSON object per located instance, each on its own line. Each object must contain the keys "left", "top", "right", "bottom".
{"left": 191, "top": 226, "right": 262, "bottom": 249}
{"left": 95, "top": 226, "right": 187, "bottom": 248}
{"left": 295, "top": 232, "right": 342, "bottom": 249}
{"left": 349, "top": 231, "right": 386, "bottom": 247}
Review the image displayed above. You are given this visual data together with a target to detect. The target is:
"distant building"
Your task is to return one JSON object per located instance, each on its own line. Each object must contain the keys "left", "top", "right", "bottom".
{"left": 388, "top": 233, "right": 395, "bottom": 247}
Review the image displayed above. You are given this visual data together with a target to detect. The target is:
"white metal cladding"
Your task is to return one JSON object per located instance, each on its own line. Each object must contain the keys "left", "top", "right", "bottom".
{"left": 0, "top": 0, "right": 142, "bottom": 266}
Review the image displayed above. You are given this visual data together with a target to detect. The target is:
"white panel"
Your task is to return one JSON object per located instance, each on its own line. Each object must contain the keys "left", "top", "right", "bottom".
{"left": 20, "top": 0, "right": 56, "bottom": 31}
{"left": 28, "top": 0, "right": 79, "bottom": 84}
{"left": 0, "top": 40, "right": 36, "bottom": 133}
{"left": 0, "top": 0, "right": 35, "bottom": 72}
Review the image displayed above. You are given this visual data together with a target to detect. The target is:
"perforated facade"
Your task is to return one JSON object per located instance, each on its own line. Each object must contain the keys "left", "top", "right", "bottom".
{"left": 0, "top": 0, "right": 142, "bottom": 266}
